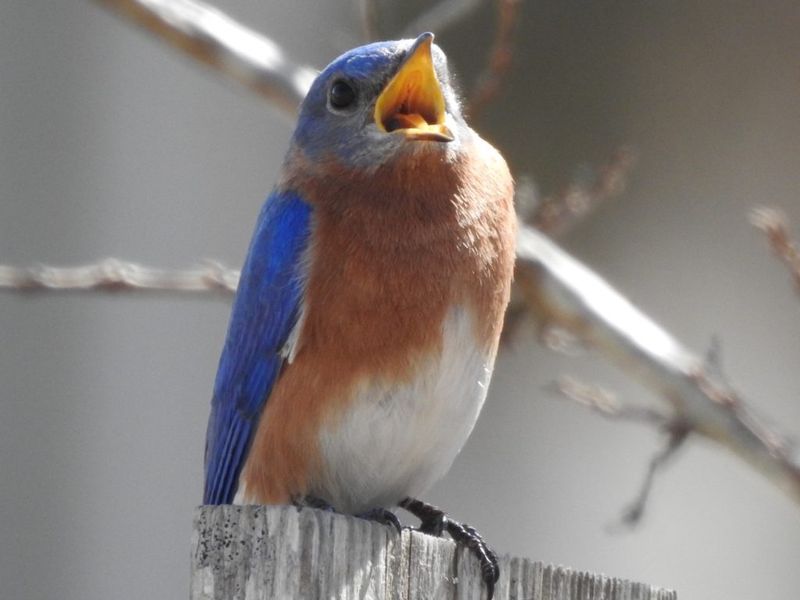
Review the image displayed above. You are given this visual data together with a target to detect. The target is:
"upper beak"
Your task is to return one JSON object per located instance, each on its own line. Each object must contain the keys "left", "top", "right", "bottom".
{"left": 374, "top": 33, "right": 454, "bottom": 143}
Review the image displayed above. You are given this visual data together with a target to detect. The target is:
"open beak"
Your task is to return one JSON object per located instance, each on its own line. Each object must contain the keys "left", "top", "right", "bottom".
{"left": 374, "top": 33, "right": 454, "bottom": 143}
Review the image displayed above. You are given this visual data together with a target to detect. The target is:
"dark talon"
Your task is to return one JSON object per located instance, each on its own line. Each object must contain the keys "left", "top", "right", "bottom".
{"left": 356, "top": 507, "right": 403, "bottom": 533}
{"left": 400, "top": 497, "right": 499, "bottom": 599}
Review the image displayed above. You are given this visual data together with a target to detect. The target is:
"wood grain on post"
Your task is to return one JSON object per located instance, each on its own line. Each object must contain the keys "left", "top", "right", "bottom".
{"left": 191, "top": 505, "right": 677, "bottom": 600}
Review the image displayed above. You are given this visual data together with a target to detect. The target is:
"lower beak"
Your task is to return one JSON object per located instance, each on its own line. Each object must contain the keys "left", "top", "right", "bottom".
{"left": 374, "top": 33, "right": 453, "bottom": 143}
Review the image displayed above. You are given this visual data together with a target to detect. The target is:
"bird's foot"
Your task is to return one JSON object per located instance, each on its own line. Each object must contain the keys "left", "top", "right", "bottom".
{"left": 399, "top": 497, "right": 499, "bottom": 600}
{"left": 356, "top": 507, "right": 403, "bottom": 533}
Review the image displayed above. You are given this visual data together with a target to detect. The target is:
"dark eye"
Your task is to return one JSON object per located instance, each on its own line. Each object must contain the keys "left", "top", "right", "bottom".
{"left": 329, "top": 80, "right": 357, "bottom": 110}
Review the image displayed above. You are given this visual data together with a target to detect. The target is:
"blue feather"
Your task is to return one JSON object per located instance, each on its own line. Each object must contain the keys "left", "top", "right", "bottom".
{"left": 203, "top": 190, "right": 312, "bottom": 505}
{"left": 293, "top": 39, "right": 408, "bottom": 154}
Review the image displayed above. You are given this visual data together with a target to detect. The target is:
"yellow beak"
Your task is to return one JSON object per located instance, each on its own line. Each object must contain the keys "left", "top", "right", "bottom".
{"left": 374, "top": 33, "right": 454, "bottom": 142}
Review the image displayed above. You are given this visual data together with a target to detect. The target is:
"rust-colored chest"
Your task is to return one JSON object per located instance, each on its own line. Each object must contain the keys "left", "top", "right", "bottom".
{"left": 289, "top": 138, "right": 516, "bottom": 381}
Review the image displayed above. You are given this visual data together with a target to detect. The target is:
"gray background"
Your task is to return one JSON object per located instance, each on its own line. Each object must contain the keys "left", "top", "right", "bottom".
{"left": 2, "top": 1, "right": 799, "bottom": 599}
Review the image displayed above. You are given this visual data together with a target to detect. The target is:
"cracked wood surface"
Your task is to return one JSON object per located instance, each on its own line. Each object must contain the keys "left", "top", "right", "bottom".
{"left": 191, "top": 505, "right": 677, "bottom": 600}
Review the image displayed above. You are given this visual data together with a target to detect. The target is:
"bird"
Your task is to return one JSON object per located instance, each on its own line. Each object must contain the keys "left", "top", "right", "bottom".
{"left": 203, "top": 32, "right": 516, "bottom": 596}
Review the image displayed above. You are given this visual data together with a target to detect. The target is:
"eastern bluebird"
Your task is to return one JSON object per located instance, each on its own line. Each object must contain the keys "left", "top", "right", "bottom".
{"left": 204, "top": 33, "right": 516, "bottom": 595}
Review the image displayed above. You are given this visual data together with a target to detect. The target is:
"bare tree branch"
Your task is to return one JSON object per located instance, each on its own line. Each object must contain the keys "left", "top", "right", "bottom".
{"left": 530, "top": 146, "right": 637, "bottom": 236}
{"left": 750, "top": 206, "right": 800, "bottom": 293}
{"left": 554, "top": 376, "right": 670, "bottom": 425}
{"left": 93, "top": 0, "right": 317, "bottom": 118}
{"left": 502, "top": 149, "right": 636, "bottom": 341}
{"left": 516, "top": 227, "right": 800, "bottom": 507}
{"left": 615, "top": 425, "right": 690, "bottom": 528}
{"left": 468, "top": 0, "right": 522, "bottom": 119}
{"left": 0, "top": 259, "right": 237, "bottom": 295}
{"left": 553, "top": 375, "right": 686, "bottom": 525}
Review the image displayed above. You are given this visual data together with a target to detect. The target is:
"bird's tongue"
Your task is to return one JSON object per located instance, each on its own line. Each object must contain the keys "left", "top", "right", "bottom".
{"left": 385, "top": 112, "right": 429, "bottom": 132}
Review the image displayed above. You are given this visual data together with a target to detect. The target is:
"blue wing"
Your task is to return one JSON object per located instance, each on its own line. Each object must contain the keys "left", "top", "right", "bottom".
{"left": 203, "top": 190, "right": 312, "bottom": 505}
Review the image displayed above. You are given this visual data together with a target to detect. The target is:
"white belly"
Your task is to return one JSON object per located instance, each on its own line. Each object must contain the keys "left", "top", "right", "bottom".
{"left": 314, "top": 306, "right": 495, "bottom": 514}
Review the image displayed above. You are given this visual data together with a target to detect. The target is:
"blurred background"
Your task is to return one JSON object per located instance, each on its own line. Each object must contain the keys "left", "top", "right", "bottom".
{"left": 1, "top": 1, "right": 799, "bottom": 598}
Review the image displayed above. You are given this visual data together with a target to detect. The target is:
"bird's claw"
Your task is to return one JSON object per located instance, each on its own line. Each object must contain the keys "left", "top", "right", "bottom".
{"left": 399, "top": 497, "right": 499, "bottom": 599}
{"left": 356, "top": 507, "right": 403, "bottom": 534}
{"left": 447, "top": 520, "right": 500, "bottom": 598}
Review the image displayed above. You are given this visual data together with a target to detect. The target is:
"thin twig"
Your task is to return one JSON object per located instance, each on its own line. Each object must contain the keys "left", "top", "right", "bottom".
{"left": 750, "top": 206, "right": 800, "bottom": 293}
{"left": 468, "top": 0, "right": 521, "bottom": 118}
{"left": 0, "top": 259, "right": 238, "bottom": 295}
{"left": 530, "top": 146, "right": 637, "bottom": 236}
{"left": 554, "top": 375, "right": 686, "bottom": 525}
{"left": 615, "top": 425, "right": 690, "bottom": 528}
{"left": 93, "top": 0, "right": 316, "bottom": 118}
{"left": 554, "top": 376, "right": 670, "bottom": 425}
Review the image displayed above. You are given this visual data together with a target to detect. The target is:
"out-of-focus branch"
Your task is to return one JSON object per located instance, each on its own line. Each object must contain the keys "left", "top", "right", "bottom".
{"left": 751, "top": 206, "right": 800, "bottom": 293}
{"left": 93, "top": 0, "right": 316, "bottom": 118}
{"left": 516, "top": 227, "right": 800, "bottom": 507}
{"left": 530, "top": 146, "right": 637, "bottom": 236}
{"left": 616, "top": 425, "right": 689, "bottom": 528}
{"left": 554, "top": 375, "right": 687, "bottom": 525}
{"left": 502, "top": 149, "right": 635, "bottom": 341}
{"left": 0, "top": 259, "right": 238, "bottom": 295}
{"left": 468, "top": 0, "right": 522, "bottom": 119}
{"left": 554, "top": 376, "right": 670, "bottom": 425}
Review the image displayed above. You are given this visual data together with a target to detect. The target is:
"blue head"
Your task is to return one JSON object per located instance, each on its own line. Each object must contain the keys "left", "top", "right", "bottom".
{"left": 291, "top": 33, "right": 467, "bottom": 169}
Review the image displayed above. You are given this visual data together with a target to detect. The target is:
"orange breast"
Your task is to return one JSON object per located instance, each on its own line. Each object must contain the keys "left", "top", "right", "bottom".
{"left": 239, "top": 136, "right": 516, "bottom": 506}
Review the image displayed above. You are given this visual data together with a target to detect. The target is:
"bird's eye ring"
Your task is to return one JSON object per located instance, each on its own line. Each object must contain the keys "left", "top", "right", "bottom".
{"left": 328, "top": 80, "right": 357, "bottom": 111}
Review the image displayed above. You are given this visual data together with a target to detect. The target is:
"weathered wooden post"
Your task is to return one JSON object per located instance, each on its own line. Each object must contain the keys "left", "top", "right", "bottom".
{"left": 191, "top": 505, "right": 676, "bottom": 600}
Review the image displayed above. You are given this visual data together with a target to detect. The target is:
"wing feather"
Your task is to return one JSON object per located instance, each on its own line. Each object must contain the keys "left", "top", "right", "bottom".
{"left": 203, "top": 190, "right": 312, "bottom": 505}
